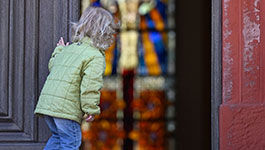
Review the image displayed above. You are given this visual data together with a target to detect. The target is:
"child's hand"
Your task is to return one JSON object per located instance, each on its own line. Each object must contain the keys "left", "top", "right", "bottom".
{"left": 57, "top": 37, "right": 69, "bottom": 46}
{"left": 85, "top": 114, "right": 95, "bottom": 122}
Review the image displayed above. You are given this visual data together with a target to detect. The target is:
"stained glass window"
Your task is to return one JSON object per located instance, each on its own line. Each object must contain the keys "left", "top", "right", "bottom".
{"left": 80, "top": 0, "right": 176, "bottom": 149}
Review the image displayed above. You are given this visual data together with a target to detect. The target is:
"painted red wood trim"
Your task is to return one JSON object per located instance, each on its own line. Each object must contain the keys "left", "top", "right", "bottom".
{"left": 221, "top": 0, "right": 265, "bottom": 149}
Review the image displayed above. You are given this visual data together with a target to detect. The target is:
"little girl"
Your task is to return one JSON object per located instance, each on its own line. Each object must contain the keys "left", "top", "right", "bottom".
{"left": 34, "top": 6, "right": 119, "bottom": 150}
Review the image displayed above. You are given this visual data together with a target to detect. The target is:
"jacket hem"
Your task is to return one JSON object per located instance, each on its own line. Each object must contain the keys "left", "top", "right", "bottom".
{"left": 34, "top": 108, "right": 83, "bottom": 124}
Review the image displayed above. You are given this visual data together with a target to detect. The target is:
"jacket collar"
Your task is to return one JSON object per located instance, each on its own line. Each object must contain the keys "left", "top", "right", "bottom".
{"left": 80, "top": 36, "right": 92, "bottom": 45}
{"left": 80, "top": 36, "right": 105, "bottom": 57}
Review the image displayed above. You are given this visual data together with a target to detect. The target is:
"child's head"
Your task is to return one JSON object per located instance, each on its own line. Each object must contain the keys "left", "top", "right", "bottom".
{"left": 71, "top": 6, "right": 119, "bottom": 50}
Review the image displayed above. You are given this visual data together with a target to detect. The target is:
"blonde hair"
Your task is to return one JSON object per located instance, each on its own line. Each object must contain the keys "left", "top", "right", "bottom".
{"left": 71, "top": 6, "right": 119, "bottom": 50}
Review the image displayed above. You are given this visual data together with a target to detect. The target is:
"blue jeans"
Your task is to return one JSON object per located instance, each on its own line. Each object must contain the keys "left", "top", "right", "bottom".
{"left": 43, "top": 115, "right": 82, "bottom": 150}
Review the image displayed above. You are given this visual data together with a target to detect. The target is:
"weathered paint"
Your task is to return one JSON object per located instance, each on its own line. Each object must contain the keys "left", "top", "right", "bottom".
{"left": 223, "top": 0, "right": 233, "bottom": 102}
{"left": 260, "top": 0, "right": 265, "bottom": 101}
{"left": 242, "top": 0, "right": 260, "bottom": 103}
{"left": 220, "top": 0, "right": 265, "bottom": 149}
{"left": 222, "top": 0, "right": 240, "bottom": 103}
{"left": 220, "top": 105, "right": 265, "bottom": 149}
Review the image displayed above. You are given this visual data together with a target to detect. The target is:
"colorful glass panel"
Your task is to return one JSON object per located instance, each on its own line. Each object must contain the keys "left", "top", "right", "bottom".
{"left": 80, "top": 0, "right": 176, "bottom": 149}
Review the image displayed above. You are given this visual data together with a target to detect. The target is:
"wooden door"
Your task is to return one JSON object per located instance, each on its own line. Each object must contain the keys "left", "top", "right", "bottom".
{"left": 0, "top": 0, "right": 80, "bottom": 149}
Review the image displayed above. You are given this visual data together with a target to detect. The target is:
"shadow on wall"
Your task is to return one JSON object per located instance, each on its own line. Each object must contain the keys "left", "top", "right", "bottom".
{"left": 176, "top": 0, "right": 211, "bottom": 150}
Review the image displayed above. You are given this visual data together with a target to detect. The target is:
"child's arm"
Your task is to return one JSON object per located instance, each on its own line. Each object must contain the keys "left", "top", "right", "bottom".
{"left": 48, "top": 37, "right": 69, "bottom": 71}
{"left": 80, "top": 56, "right": 105, "bottom": 116}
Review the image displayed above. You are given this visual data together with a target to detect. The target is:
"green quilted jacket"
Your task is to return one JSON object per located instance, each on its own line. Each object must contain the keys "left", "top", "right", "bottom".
{"left": 34, "top": 37, "right": 105, "bottom": 124}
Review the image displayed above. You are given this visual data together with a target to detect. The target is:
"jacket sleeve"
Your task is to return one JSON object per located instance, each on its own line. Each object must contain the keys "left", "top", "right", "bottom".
{"left": 48, "top": 45, "right": 64, "bottom": 71}
{"left": 80, "top": 56, "right": 105, "bottom": 115}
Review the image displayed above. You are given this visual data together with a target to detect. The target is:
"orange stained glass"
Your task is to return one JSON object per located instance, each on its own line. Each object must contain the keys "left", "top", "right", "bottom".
{"left": 82, "top": 120, "right": 125, "bottom": 150}
{"left": 150, "top": 9, "right": 165, "bottom": 31}
{"left": 104, "top": 43, "right": 116, "bottom": 76}
{"left": 129, "top": 121, "right": 166, "bottom": 150}
{"left": 161, "top": 31, "right": 168, "bottom": 46}
{"left": 95, "top": 90, "right": 125, "bottom": 120}
{"left": 140, "top": 16, "right": 148, "bottom": 30}
{"left": 140, "top": 15, "right": 162, "bottom": 75}
{"left": 142, "top": 31, "right": 162, "bottom": 75}
{"left": 132, "top": 90, "right": 166, "bottom": 120}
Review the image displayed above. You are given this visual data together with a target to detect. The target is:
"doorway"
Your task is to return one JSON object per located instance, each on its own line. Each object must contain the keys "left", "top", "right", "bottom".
{"left": 176, "top": 0, "right": 211, "bottom": 149}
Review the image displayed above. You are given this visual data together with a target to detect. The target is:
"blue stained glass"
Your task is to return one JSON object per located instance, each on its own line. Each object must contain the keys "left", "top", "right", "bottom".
{"left": 149, "top": 32, "right": 167, "bottom": 74}
{"left": 112, "top": 44, "right": 119, "bottom": 75}
{"left": 156, "top": 0, "right": 167, "bottom": 22}
{"left": 138, "top": 36, "right": 148, "bottom": 75}
{"left": 146, "top": 14, "right": 156, "bottom": 29}
{"left": 91, "top": 0, "right": 101, "bottom": 7}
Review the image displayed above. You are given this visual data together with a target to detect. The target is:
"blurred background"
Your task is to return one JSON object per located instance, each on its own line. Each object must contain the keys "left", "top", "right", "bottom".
{"left": 80, "top": 0, "right": 176, "bottom": 150}
{"left": 79, "top": 0, "right": 211, "bottom": 150}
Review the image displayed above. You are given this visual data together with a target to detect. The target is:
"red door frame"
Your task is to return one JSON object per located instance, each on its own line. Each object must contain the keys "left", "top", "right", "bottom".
{"left": 213, "top": 0, "right": 265, "bottom": 149}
